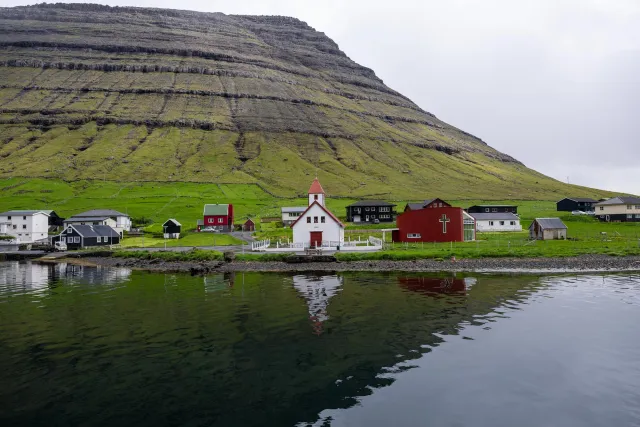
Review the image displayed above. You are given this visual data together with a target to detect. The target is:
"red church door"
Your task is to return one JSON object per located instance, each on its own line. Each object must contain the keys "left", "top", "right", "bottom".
{"left": 310, "top": 231, "right": 323, "bottom": 248}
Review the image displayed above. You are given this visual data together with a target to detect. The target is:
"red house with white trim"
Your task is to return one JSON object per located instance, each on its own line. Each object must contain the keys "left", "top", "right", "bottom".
{"left": 197, "top": 204, "right": 234, "bottom": 232}
{"left": 392, "top": 206, "right": 475, "bottom": 243}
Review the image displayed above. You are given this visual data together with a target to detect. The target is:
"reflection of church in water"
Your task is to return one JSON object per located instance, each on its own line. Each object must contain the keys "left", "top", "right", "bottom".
{"left": 292, "top": 274, "right": 343, "bottom": 335}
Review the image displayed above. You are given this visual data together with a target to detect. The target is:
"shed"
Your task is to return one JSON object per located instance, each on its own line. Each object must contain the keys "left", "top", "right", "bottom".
{"left": 529, "top": 218, "right": 567, "bottom": 240}
{"left": 242, "top": 218, "right": 256, "bottom": 232}
{"left": 162, "top": 219, "right": 181, "bottom": 239}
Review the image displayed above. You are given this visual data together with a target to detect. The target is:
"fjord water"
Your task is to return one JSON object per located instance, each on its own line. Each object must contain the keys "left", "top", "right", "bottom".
{"left": 1, "top": 262, "right": 639, "bottom": 427}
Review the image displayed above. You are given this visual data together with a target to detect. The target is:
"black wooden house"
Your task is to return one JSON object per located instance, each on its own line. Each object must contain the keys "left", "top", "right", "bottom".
{"left": 556, "top": 198, "right": 598, "bottom": 212}
{"left": 162, "top": 219, "right": 181, "bottom": 239}
{"left": 53, "top": 225, "right": 120, "bottom": 250}
{"left": 345, "top": 201, "right": 396, "bottom": 223}
{"left": 467, "top": 205, "right": 518, "bottom": 214}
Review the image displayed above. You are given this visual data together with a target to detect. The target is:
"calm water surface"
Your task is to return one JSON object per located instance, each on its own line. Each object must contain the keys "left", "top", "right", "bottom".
{"left": 0, "top": 261, "right": 639, "bottom": 427}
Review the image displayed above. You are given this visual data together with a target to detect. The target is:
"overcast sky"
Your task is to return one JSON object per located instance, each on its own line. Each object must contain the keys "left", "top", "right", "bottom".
{"left": 2, "top": 0, "right": 639, "bottom": 194}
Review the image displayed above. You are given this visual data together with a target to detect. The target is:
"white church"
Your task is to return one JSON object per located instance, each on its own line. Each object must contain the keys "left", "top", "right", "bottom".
{"left": 290, "top": 178, "right": 345, "bottom": 248}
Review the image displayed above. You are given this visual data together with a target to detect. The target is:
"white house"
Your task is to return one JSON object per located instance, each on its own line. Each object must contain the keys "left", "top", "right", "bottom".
{"left": 470, "top": 212, "right": 522, "bottom": 232}
{"left": 0, "top": 210, "right": 50, "bottom": 243}
{"left": 281, "top": 207, "right": 306, "bottom": 226}
{"left": 291, "top": 178, "right": 345, "bottom": 248}
{"left": 65, "top": 209, "right": 131, "bottom": 236}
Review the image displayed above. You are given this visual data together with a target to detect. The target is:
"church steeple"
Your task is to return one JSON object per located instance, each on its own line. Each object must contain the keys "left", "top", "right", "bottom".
{"left": 308, "top": 178, "right": 325, "bottom": 206}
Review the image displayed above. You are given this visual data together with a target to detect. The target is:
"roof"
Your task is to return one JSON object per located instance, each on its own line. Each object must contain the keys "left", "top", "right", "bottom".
{"left": 0, "top": 210, "right": 49, "bottom": 216}
{"left": 347, "top": 200, "right": 397, "bottom": 207}
{"left": 281, "top": 206, "right": 307, "bottom": 213}
{"left": 74, "top": 209, "right": 128, "bottom": 218}
{"left": 203, "top": 204, "right": 229, "bottom": 216}
{"left": 406, "top": 203, "right": 425, "bottom": 211}
{"left": 64, "top": 216, "right": 110, "bottom": 222}
{"left": 67, "top": 224, "right": 119, "bottom": 238}
{"left": 244, "top": 218, "right": 255, "bottom": 224}
{"left": 530, "top": 218, "right": 567, "bottom": 230}
{"left": 469, "top": 205, "right": 518, "bottom": 208}
{"left": 290, "top": 201, "right": 345, "bottom": 228}
{"left": 559, "top": 197, "right": 598, "bottom": 203}
{"left": 595, "top": 196, "right": 640, "bottom": 206}
{"left": 163, "top": 219, "right": 182, "bottom": 226}
{"left": 308, "top": 178, "right": 325, "bottom": 195}
{"left": 469, "top": 212, "right": 520, "bottom": 221}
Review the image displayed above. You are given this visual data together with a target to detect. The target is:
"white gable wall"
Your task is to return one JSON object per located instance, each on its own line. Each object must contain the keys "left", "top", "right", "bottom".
{"left": 475, "top": 219, "right": 522, "bottom": 232}
{"left": 292, "top": 204, "right": 343, "bottom": 245}
{"left": 0, "top": 212, "right": 49, "bottom": 243}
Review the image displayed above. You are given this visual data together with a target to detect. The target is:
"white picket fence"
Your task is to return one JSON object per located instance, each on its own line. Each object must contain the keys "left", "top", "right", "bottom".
{"left": 369, "top": 236, "right": 383, "bottom": 247}
{"left": 251, "top": 239, "right": 270, "bottom": 251}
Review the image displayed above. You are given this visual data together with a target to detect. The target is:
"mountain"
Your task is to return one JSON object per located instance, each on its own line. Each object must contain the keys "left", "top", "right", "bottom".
{"left": 0, "top": 3, "right": 607, "bottom": 199}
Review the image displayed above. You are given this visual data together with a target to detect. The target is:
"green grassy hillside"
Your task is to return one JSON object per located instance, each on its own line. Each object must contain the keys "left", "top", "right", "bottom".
{"left": 0, "top": 3, "right": 613, "bottom": 199}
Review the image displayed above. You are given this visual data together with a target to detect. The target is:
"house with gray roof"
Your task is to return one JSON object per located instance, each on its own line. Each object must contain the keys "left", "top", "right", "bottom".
{"left": 594, "top": 196, "right": 640, "bottom": 222}
{"left": 529, "top": 218, "right": 567, "bottom": 240}
{"left": 66, "top": 209, "right": 131, "bottom": 236}
{"left": 53, "top": 224, "right": 120, "bottom": 250}
{"left": 469, "top": 212, "right": 522, "bottom": 232}
{"left": 281, "top": 206, "right": 307, "bottom": 226}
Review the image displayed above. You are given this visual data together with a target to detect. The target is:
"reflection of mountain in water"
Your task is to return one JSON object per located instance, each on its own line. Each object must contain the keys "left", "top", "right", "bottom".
{"left": 292, "top": 274, "right": 343, "bottom": 334}
{"left": 0, "top": 261, "right": 131, "bottom": 290}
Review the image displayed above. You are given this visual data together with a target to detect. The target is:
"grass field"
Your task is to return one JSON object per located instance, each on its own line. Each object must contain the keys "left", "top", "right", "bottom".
{"left": 0, "top": 178, "right": 638, "bottom": 256}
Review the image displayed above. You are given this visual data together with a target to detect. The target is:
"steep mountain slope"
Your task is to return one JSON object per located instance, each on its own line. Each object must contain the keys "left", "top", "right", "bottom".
{"left": 0, "top": 3, "right": 606, "bottom": 199}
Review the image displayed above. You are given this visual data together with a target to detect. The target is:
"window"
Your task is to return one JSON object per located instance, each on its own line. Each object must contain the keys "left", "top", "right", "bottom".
{"left": 500, "top": 221, "right": 505, "bottom": 226}
{"left": 208, "top": 218, "right": 214, "bottom": 224}
{"left": 12, "top": 225, "right": 16, "bottom": 229}
{"left": 321, "top": 216, "right": 325, "bottom": 223}
{"left": 218, "top": 218, "right": 223, "bottom": 223}
{"left": 599, "top": 206, "right": 604, "bottom": 211}
{"left": 627, "top": 214, "right": 633, "bottom": 219}
{"left": 74, "top": 237, "right": 80, "bottom": 243}
{"left": 636, "top": 215, "right": 640, "bottom": 219}
{"left": 22, "top": 225, "right": 27, "bottom": 229}
{"left": 489, "top": 221, "right": 494, "bottom": 226}
{"left": 314, "top": 195, "right": 318, "bottom": 201}
{"left": 492, "top": 208, "right": 498, "bottom": 213}
{"left": 104, "top": 236, "right": 109, "bottom": 243}
{"left": 365, "top": 207, "right": 370, "bottom": 211}
{"left": 407, "top": 233, "right": 421, "bottom": 239}
{"left": 438, "top": 203, "right": 443, "bottom": 207}
{"left": 307, "top": 217, "right": 311, "bottom": 223}
{"left": 484, "top": 208, "right": 489, "bottom": 213}
{"left": 7, "top": 216, "right": 11, "bottom": 220}
{"left": 23, "top": 216, "right": 26, "bottom": 220}
{"left": 510, "top": 221, "right": 515, "bottom": 225}
{"left": 627, "top": 205, "right": 632, "bottom": 210}
{"left": 314, "top": 216, "right": 318, "bottom": 223}
{"left": 636, "top": 206, "right": 640, "bottom": 210}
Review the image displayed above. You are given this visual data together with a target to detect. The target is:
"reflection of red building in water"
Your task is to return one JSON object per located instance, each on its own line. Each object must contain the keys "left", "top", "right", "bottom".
{"left": 398, "top": 276, "right": 469, "bottom": 295}
{"left": 292, "top": 274, "right": 343, "bottom": 335}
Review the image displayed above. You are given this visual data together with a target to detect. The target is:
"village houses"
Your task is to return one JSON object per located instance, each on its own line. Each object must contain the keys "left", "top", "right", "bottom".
{"left": 0, "top": 210, "right": 50, "bottom": 243}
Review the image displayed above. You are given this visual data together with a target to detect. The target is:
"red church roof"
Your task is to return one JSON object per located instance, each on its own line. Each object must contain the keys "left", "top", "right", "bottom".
{"left": 308, "top": 178, "right": 325, "bottom": 194}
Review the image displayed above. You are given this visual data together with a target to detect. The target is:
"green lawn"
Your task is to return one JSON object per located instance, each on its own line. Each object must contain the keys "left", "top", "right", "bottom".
{"left": 120, "top": 232, "right": 244, "bottom": 248}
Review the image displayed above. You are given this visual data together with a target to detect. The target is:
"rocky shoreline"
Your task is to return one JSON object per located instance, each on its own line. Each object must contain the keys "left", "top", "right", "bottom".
{"left": 49, "top": 255, "right": 640, "bottom": 275}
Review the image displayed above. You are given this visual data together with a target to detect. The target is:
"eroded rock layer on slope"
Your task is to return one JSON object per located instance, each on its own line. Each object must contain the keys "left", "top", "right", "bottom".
{"left": 0, "top": 3, "right": 602, "bottom": 199}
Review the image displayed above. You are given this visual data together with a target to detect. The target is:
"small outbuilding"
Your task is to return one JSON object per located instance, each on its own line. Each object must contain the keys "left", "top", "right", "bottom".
{"left": 162, "top": 219, "right": 181, "bottom": 239}
{"left": 243, "top": 218, "right": 256, "bottom": 232}
{"left": 529, "top": 218, "right": 567, "bottom": 240}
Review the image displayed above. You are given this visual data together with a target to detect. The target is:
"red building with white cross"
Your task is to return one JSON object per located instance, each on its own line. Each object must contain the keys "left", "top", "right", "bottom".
{"left": 392, "top": 206, "right": 475, "bottom": 243}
